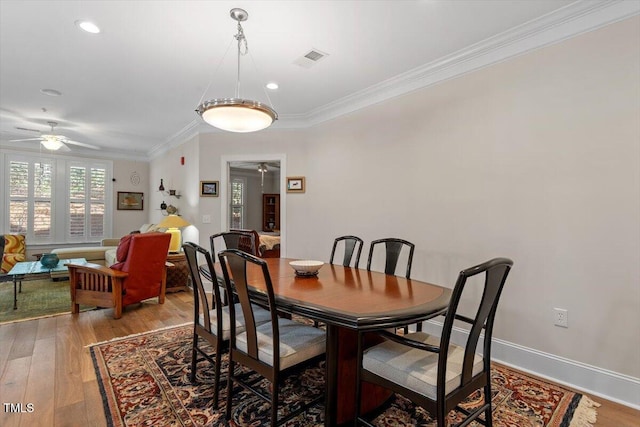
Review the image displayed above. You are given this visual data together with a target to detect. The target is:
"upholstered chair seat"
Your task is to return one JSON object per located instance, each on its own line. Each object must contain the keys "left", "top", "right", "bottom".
{"left": 362, "top": 331, "right": 483, "bottom": 398}
{"left": 235, "top": 317, "right": 326, "bottom": 370}
{"left": 200, "top": 303, "right": 271, "bottom": 341}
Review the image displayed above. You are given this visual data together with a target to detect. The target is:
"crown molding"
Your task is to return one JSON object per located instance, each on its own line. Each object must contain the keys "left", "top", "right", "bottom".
{"left": 298, "top": 0, "right": 640, "bottom": 127}
{"left": 155, "top": 0, "right": 639, "bottom": 151}
{"left": 148, "top": 120, "right": 201, "bottom": 159}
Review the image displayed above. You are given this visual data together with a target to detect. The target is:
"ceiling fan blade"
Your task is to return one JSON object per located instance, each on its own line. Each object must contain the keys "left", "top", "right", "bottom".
{"left": 58, "top": 142, "right": 72, "bottom": 152}
{"left": 15, "top": 126, "right": 42, "bottom": 133}
{"left": 65, "top": 140, "right": 100, "bottom": 150}
{"left": 9, "top": 138, "right": 42, "bottom": 142}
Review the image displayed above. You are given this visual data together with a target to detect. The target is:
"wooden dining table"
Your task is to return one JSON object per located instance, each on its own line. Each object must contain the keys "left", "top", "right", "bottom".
{"left": 230, "top": 257, "right": 452, "bottom": 426}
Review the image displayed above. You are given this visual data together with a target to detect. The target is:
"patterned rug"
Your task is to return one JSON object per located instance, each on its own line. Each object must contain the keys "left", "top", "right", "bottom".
{"left": 90, "top": 324, "right": 599, "bottom": 427}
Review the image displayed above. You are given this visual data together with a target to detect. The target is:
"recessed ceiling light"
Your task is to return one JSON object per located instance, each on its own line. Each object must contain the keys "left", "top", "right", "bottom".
{"left": 266, "top": 82, "right": 279, "bottom": 90}
{"left": 40, "top": 88, "right": 62, "bottom": 96}
{"left": 75, "top": 20, "right": 100, "bottom": 34}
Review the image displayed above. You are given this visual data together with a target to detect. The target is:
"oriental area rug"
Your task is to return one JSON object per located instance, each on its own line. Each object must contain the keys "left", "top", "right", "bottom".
{"left": 90, "top": 324, "right": 599, "bottom": 427}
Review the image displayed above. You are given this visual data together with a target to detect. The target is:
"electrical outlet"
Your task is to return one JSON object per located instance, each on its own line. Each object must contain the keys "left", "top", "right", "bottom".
{"left": 554, "top": 308, "right": 568, "bottom": 328}
{"left": 202, "top": 215, "right": 211, "bottom": 224}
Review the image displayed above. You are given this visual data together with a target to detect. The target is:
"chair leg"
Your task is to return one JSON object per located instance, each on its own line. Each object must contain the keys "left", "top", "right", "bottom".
{"left": 415, "top": 322, "right": 422, "bottom": 332}
{"left": 484, "top": 382, "right": 493, "bottom": 427}
{"left": 213, "top": 345, "right": 222, "bottom": 409}
{"left": 271, "top": 381, "right": 279, "bottom": 427}
{"left": 436, "top": 399, "right": 446, "bottom": 427}
{"left": 190, "top": 334, "right": 198, "bottom": 383}
{"left": 225, "top": 358, "right": 234, "bottom": 422}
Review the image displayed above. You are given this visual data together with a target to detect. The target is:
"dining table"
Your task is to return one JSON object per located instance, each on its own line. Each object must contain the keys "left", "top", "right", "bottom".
{"left": 225, "top": 257, "right": 452, "bottom": 426}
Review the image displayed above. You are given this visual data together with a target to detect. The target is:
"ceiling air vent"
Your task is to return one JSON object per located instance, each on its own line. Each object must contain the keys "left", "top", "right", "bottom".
{"left": 294, "top": 49, "right": 329, "bottom": 69}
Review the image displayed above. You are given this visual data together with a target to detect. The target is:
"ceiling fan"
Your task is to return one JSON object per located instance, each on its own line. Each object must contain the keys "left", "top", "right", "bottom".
{"left": 10, "top": 121, "right": 100, "bottom": 151}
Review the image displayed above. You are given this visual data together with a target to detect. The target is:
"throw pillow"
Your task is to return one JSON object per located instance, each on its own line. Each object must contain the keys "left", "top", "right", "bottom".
{"left": 115, "top": 234, "right": 134, "bottom": 263}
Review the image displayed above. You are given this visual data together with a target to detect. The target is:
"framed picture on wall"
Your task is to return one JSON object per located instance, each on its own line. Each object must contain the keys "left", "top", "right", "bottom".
{"left": 117, "top": 192, "right": 144, "bottom": 210}
{"left": 286, "top": 176, "right": 305, "bottom": 193}
{"left": 200, "top": 181, "right": 219, "bottom": 197}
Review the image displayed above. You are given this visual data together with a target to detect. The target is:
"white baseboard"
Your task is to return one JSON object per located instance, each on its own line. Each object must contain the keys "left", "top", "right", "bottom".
{"left": 420, "top": 319, "right": 640, "bottom": 410}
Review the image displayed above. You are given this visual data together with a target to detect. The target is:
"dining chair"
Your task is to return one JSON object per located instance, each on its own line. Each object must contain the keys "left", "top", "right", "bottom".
{"left": 218, "top": 249, "right": 326, "bottom": 426}
{"left": 366, "top": 237, "right": 415, "bottom": 278}
{"left": 354, "top": 257, "right": 514, "bottom": 427}
{"left": 183, "top": 242, "right": 270, "bottom": 408}
{"left": 329, "top": 235, "right": 364, "bottom": 268}
{"left": 211, "top": 230, "right": 260, "bottom": 257}
{"left": 202, "top": 230, "right": 260, "bottom": 304}
{"left": 367, "top": 237, "right": 417, "bottom": 332}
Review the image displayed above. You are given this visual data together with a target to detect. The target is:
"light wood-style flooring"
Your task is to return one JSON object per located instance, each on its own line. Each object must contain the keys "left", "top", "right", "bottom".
{"left": 0, "top": 290, "right": 637, "bottom": 427}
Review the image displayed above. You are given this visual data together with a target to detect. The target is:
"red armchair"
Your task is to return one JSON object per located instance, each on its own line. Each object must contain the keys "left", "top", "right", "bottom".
{"left": 66, "top": 232, "right": 171, "bottom": 319}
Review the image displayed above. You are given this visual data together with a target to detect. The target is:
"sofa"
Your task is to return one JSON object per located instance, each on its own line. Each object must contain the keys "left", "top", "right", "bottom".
{"left": 51, "top": 224, "right": 161, "bottom": 278}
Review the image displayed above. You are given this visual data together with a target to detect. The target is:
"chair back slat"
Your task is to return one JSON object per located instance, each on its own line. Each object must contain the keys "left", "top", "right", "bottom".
{"left": 183, "top": 242, "right": 224, "bottom": 335}
{"left": 329, "top": 235, "right": 363, "bottom": 268}
{"left": 219, "top": 249, "right": 280, "bottom": 367}
{"left": 438, "top": 258, "right": 513, "bottom": 392}
{"left": 367, "top": 238, "right": 415, "bottom": 278}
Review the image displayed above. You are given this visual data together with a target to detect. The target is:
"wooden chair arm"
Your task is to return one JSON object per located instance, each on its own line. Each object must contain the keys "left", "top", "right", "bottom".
{"left": 65, "top": 262, "right": 129, "bottom": 279}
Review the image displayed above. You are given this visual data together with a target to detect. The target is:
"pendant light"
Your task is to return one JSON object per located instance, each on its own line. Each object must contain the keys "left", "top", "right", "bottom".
{"left": 196, "top": 8, "right": 277, "bottom": 133}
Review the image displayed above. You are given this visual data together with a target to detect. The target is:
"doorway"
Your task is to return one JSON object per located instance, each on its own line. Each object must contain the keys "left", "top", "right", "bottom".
{"left": 220, "top": 154, "right": 287, "bottom": 256}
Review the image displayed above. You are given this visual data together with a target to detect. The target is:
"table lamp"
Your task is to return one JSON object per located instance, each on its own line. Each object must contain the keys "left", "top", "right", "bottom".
{"left": 157, "top": 215, "right": 191, "bottom": 252}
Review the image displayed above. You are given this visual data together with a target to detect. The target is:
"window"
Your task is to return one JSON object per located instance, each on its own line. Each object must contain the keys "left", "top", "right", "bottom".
{"left": 230, "top": 178, "right": 246, "bottom": 229}
{"left": 68, "top": 163, "right": 106, "bottom": 239}
{"left": 8, "top": 159, "right": 53, "bottom": 238}
{"left": 2, "top": 153, "right": 112, "bottom": 244}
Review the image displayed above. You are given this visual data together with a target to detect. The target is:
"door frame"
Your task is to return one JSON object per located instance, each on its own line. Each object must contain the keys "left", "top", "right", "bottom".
{"left": 220, "top": 153, "right": 287, "bottom": 257}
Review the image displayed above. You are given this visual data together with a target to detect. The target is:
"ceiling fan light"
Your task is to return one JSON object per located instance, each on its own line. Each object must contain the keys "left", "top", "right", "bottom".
{"left": 76, "top": 20, "right": 101, "bottom": 34}
{"left": 41, "top": 138, "right": 64, "bottom": 150}
{"left": 197, "top": 99, "right": 277, "bottom": 133}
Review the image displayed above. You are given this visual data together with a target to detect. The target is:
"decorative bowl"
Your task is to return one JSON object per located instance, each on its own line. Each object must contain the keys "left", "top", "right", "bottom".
{"left": 40, "top": 253, "right": 60, "bottom": 269}
{"left": 289, "top": 260, "right": 324, "bottom": 276}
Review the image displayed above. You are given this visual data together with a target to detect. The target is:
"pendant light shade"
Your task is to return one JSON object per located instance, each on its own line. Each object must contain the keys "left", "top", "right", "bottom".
{"left": 196, "top": 98, "right": 277, "bottom": 133}
{"left": 196, "top": 8, "right": 277, "bottom": 133}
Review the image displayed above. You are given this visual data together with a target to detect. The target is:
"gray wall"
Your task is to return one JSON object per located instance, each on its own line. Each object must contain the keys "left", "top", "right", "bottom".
{"left": 151, "top": 17, "right": 640, "bottom": 386}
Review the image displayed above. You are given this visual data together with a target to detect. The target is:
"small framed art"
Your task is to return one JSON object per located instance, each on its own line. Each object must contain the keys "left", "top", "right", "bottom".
{"left": 200, "top": 181, "right": 219, "bottom": 197}
{"left": 117, "top": 192, "right": 144, "bottom": 210}
{"left": 286, "top": 176, "right": 305, "bottom": 193}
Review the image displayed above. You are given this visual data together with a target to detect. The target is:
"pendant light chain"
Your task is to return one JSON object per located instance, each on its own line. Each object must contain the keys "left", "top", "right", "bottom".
{"left": 234, "top": 20, "right": 248, "bottom": 99}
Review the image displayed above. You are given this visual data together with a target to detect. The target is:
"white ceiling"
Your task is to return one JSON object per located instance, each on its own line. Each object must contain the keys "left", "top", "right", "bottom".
{"left": 0, "top": 1, "right": 636, "bottom": 160}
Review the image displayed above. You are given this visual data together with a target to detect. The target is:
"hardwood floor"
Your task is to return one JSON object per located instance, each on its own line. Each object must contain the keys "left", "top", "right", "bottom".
{"left": 0, "top": 290, "right": 638, "bottom": 427}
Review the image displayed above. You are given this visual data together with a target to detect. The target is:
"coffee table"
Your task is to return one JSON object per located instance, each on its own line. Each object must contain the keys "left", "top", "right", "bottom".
{"left": 6, "top": 258, "right": 87, "bottom": 310}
